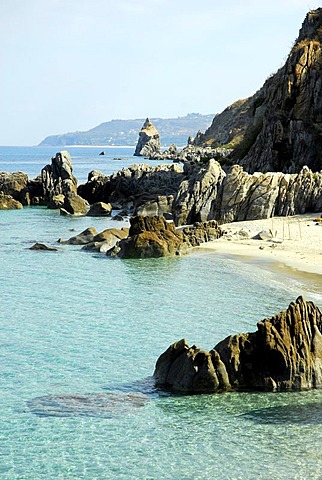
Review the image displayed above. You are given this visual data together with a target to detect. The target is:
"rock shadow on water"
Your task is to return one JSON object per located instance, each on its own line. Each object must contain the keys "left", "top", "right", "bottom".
{"left": 28, "top": 391, "right": 150, "bottom": 419}
{"left": 241, "top": 402, "right": 322, "bottom": 425}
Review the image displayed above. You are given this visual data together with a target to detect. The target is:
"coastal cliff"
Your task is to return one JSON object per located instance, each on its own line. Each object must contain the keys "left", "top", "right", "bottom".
{"left": 194, "top": 9, "right": 322, "bottom": 173}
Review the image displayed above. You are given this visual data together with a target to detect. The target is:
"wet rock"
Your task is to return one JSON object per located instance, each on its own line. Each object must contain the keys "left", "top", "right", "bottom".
{"left": 60, "top": 192, "right": 88, "bottom": 216}
{"left": 87, "top": 201, "right": 112, "bottom": 217}
{"left": 154, "top": 297, "right": 322, "bottom": 393}
{"left": 29, "top": 243, "right": 59, "bottom": 251}
{"left": 59, "top": 227, "right": 98, "bottom": 245}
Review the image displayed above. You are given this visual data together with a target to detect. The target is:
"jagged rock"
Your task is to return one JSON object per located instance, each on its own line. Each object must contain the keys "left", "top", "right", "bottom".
{"left": 39, "top": 151, "right": 78, "bottom": 207}
{"left": 193, "top": 9, "right": 322, "bottom": 174}
{"left": 134, "top": 118, "right": 161, "bottom": 157}
{"left": 114, "top": 216, "right": 186, "bottom": 258}
{"left": 173, "top": 159, "right": 226, "bottom": 225}
{"left": 108, "top": 215, "right": 222, "bottom": 258}
{"left": 60, "top": 192, "right": 88, "bottom": 216}
{"left": 180, "top": 220, "right": 222, "bottom": 246}
{"left": 0, "top": 192, "right": 23, "bottom": 210}
{"left": 86, "top": 201, "right": 112, "bottom": 217}
{"left": 0, "top": 172, "right": 29, "bottom": 205}
{"left": 154, "top": 296, "right": 322, "bottom": 393}
{"left": 78, "top": 163, "right": 183, "bottom": 210}
{"left": 29, "top": 243, "right": 59, "bottom": 251}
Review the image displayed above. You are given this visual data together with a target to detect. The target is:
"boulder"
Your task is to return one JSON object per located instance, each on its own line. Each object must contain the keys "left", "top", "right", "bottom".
{"left": 0, "top": 172, "right": 29, "bottom": 205}
{"left": 0, "top": 192, "right": 23, "bottom": 210}
{"left": 154, "top": 296, "right": 322, "bottom": 393}
{"left": 58, "top": 227, "right": 98, "bottom": 245}
{"left": 114, "top": 216, "right": 186, "bottom": 259}
{"left": 87, "top": 201, "right": 112, "bottom": 217}
{"left": 60, "top": 192, "right": 88, "bottom": 216}
{"left": 134, "top": 118, "right": 161, "bottom": 158}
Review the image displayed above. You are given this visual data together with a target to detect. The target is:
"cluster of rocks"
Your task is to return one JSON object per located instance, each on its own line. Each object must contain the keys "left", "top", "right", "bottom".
{"left": 78, "top": 158, "right": 322, "bottom": 227}
{"left": 154, "top": 296, "right": 322, "bottom": 393}
{"left": 52, "top": 215, "right": 222, "bottom": 259}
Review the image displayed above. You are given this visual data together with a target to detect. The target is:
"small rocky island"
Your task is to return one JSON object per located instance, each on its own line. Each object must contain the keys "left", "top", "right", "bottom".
{"left": 154, "top": 296, "right": 322, "bottom": 393}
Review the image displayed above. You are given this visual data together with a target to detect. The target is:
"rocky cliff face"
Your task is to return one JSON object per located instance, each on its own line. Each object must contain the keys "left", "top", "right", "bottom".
{"left": 134, "top": 118, "right": 161, "bottom": 157}
{"left": 154, "top": 296, "right": 322, "bottom": 393}
{"left": 195, "top": 8, "right": 322, "bottom": 174}
{"left": 78, "top": 159, "right": 322, "bottom": 226}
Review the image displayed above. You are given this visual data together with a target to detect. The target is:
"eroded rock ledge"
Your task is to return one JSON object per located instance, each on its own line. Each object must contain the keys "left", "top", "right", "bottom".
{"left": 154, "top": 296, "right": 322, "bottom": 393}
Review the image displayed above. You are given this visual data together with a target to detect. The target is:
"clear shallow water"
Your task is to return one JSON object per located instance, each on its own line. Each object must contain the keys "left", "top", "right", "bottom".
{"left": 1, "top": 148, "right": 322, "bottom": 479}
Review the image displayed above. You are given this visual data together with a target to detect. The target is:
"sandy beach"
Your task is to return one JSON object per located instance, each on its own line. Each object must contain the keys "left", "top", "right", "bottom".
{"left": 199, "top": 213, "right": 322, "bottom": 276}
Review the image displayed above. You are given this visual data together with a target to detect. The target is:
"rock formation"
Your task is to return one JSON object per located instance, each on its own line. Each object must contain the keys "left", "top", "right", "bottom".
{"left": 78, "top": 163, "right": 183, "bottom": 212}
{"left": 78, "top": 160, "right": 322, "bottom": 226}
{"left": 154, "top": 296, "right": 322, "bottom": 393}
{"left": 0, "top": 172, "right": 29, "bottom": 205}
{"left": 194, "top": 8, "right": 322, "bottom": 174}
{"left": 108, "top": 215, "right": 222, "bottom": 258}
{"left": 0, "top": 192, "right": 23, "bottom": 209}
{"left": 39, "top": 151, "right": 78, "bottom": 207}
{"left": 134, "top": 118, "right": 161, "bottom": 157}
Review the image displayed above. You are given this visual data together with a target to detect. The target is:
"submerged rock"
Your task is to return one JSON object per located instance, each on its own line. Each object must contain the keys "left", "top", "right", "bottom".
{"left": 29, "top": 243, "right": 59, "bottom": 251}
{"left": 154, "top": 296, "right": 322, "bottom": 393}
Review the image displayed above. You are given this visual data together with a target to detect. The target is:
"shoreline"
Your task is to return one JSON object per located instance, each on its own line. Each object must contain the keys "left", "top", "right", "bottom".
{"left": 197, "top": 213, "right": 322, "bottom": 277}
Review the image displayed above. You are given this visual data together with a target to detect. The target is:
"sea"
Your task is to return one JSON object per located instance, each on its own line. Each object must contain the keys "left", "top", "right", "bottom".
{"left": 1, "top": 145, "right": 322, "bottom": 479}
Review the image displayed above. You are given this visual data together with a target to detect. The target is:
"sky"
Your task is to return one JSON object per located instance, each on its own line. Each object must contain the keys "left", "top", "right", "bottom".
{"left": 0, "top": 0, "right": 319, "bottom": 145}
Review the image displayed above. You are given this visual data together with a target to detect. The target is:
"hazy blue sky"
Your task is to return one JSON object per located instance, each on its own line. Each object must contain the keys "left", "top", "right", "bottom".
{"left": 0, "top": 1, "right": 318, "bottom": 145}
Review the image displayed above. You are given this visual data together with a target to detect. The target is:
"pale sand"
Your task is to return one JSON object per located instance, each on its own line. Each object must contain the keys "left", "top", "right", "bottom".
{"left": 198, "top": 213, "right": 322, "bottom": 276}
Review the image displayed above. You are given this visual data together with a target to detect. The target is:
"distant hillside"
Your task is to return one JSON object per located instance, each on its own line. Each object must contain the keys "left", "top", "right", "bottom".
{"left": 39, "top": 113, "right": 215, "bottom": 147}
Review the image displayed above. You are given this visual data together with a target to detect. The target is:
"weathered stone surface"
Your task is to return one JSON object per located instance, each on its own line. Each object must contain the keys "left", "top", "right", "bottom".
{"left": 82, "top": 227, "right": 129, "bottom": 252}
{"left": 0, "top": 172, "right": 29, "bottom": 205}
{"left": 173, "top": 159, "right": 226, "bottom": 225}
{"left": 154, "top": 297, "right": 322, "bottom": 393}
{"left": 87, "top": 201, "right": 112, "bottom": 217}
{"left": 108, "top": 215, "right": 222, "bottom": 258}
{"left": 40, "top": 151, "right": 78, "bottom": 207}
{"left": 134, "top": 118, "right": 161, "bottom": 157}
{"left": 114, "top": 216, "right": 186, "bottom": 258}
{"left": 78, "top": 163, "right": 183, "bottom": 211}
{"left": 60, "top": 192, "right": 88, "bottom": 216}
{"left": 0, "top": 192, "right": 23, "bottom": 210}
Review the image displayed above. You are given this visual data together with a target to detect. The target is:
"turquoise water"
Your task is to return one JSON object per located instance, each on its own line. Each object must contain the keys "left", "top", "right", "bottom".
{"left": 1, "top": 147, "right": 322, "bottom": 479}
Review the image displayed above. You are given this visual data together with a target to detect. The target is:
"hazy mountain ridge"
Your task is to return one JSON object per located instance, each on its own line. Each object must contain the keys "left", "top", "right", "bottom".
{"left": 39, "top": 113, "right": 215, "bottom": 147}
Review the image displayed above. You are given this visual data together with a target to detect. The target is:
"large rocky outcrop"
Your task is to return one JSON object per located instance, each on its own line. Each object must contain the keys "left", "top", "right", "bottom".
{"left": 108, "top": 215, "right": 222, "bottom": 258}
{"left": 78, "top": 160, "right": 322, "bottom": 226}
{"left": 39, "top": 151, "right": 78, "bottom": 207}
{"left": 134, "top": 118, "right": 161, "bottom": 157}
{"left": 154, "top": 296, "right": 322, "bottom": 393}
{"left": 78, "top": 163, "right": 183, "bottom": 212}
{"left": 172, "top": 161, "right": 322, "bottom": 226}
{"left": 194, "top": 9, "right": 322, "bottom": 174}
